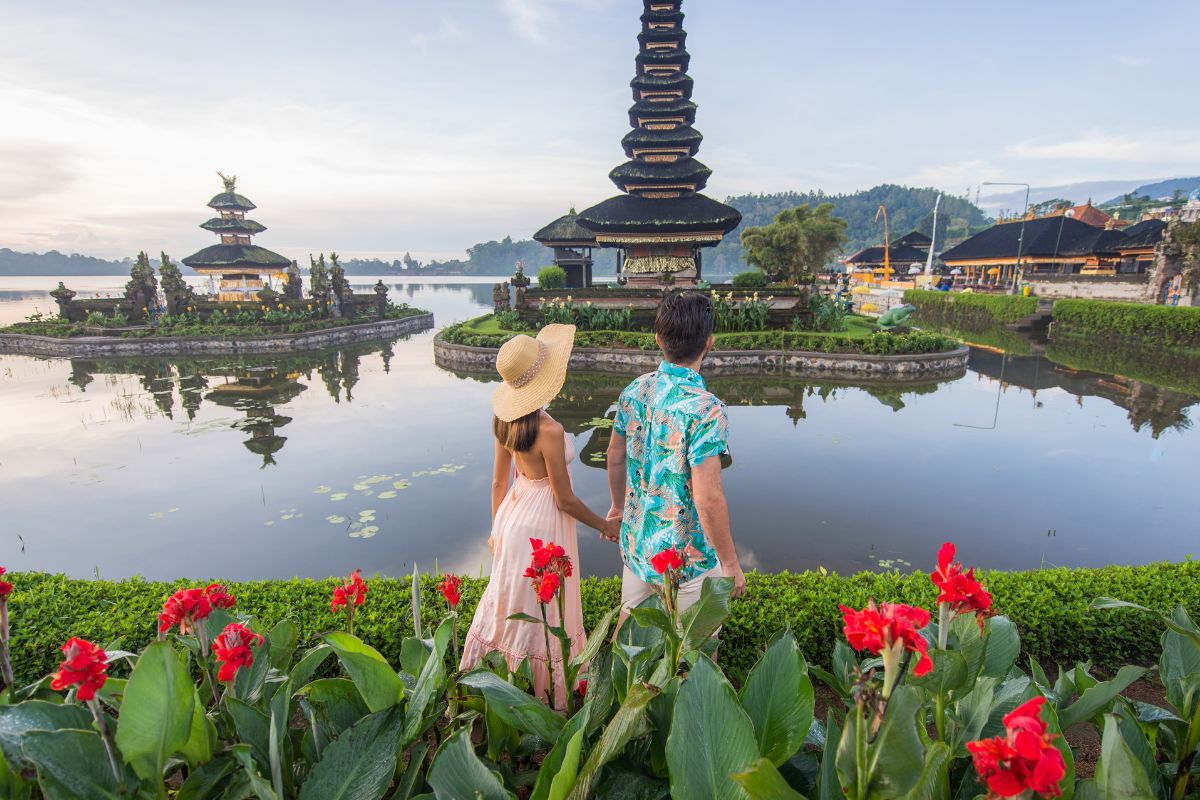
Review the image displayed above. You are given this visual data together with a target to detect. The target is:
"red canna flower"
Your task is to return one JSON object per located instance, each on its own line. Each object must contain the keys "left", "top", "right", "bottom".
{"left": 967, "top": 696, "right": 1066, "bottom": 798}
{"left": 840, "top": 600, "right": 933, "bottom": 677}
{"left": 536, "top": 571, "right": 561, "bottom": 604}
{"left": 649, "top": 547, "right": 685, "bottom": 575}
{"left": 0, "top": 567, "right": 11, "bottom": 599}
{"left": 529, "top": 538, "right": 572, "bottom": 577}
{"left": 330, "top": 569, "right": 368, "bottom": 613}
{"left": 212, "top": 623, "right": 264, "bottom": 683}
{"left": 438, "top": 573, "right": 462, "bottom": 608}
{"left": 931, "top": 542, "right": 993, "bottom": 629}
{"left": 50, "top": 637, "right": 108, "bottom": 701}
{"left": 205, "top": 583, "right": 237, "bottom": 610}
{"left": 577, "top": 679, "right": 588, "bottom": 697}
{"left": 159, "top": 588, "right": 213, "bottom": 635}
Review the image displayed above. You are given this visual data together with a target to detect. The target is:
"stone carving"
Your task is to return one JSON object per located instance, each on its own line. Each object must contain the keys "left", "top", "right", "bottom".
{"left": 373, "top": 280, "right": 390, "bottom": 319}
{"left": 50, "top": 282, "right": 77, "bottom": 318}
{"left": 493, "top": 281, "right": 512, "bottom": 312}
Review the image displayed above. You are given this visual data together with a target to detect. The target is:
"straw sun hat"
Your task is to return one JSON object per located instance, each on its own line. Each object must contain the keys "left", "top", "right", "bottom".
{"left": 492, "top": 324, "right": 576, "bottom": 422}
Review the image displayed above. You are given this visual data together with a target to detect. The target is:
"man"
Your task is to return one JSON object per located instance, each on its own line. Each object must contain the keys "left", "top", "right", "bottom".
{"left": 605, "top": 291, "right": 746, "bottom": 614}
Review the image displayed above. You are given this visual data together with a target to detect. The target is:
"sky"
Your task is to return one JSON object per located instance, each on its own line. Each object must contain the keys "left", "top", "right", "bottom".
{"left": 2, "top": 0, "right": 1198, "bottom": 262}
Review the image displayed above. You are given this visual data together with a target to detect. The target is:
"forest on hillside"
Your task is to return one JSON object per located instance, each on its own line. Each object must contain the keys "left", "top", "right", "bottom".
{"left": 0, "top": 249, "right": 132, "bottom": 276}
{"left": 705, "top": 185, "right": 991, "bottom": 275}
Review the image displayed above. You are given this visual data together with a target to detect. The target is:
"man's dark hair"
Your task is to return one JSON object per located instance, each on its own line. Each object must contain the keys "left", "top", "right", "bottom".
{"left": 655, "top": 292, "right": 713, "bottom": 364}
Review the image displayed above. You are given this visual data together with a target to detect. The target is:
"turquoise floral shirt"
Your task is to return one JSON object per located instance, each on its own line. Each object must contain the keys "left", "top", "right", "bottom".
{"left": 614, "top": 362, "right": 729, "bottom": 583}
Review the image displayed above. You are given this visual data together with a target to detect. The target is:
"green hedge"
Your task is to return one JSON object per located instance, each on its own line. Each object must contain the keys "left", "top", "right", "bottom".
{"left": 1052, "top": 298, "right": 1200, "bottom": 349}
{"left": 6, "top": 562, "right": 1198, "bottom": 685}
{"left": 1046, "top": 333, "right": 1200, "bottom": 395}
{"left": 440, "top": 319, "right": 959, "bottom": 356}
{"left": 904, "top": 289, "right": 1038, "bottom": 324}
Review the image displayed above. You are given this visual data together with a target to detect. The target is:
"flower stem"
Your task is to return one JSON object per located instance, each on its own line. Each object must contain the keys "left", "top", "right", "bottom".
{"left": 88, "top": 698, "right": 125, "bottom": 794}
{"left": 855, "top": 695, "right": 868, "bottom": 800}
{"left": 556, "top": 590, "right": 574, "bottom": 716}
{"left": 538, "top": 603, "right": 557, "bottom": 710}
{"left": 937, "top": 602, "right": 951, "bottom": 650}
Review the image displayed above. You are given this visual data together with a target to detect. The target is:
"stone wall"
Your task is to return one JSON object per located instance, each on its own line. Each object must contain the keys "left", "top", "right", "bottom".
{"left": 0, "top": 314, "right": 434, "bottom": 358}
{"left": 434, "top": 334, "right": 968, "bottom": 381}
{"left": 853, "top": 289, "right": 908, "bottom": 317}
{"left": 1028, "top": 274, "right": 1150, "bottom": 303}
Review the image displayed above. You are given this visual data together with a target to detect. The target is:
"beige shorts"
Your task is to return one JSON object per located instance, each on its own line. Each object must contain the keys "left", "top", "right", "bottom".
{"left": 620, "top": 563, "right": 723, "bottom": 613}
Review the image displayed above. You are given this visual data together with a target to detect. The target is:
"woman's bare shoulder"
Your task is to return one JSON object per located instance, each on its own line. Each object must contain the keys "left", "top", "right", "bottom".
{"left": 538, "top": 413, "right": 564, "bottom": 438}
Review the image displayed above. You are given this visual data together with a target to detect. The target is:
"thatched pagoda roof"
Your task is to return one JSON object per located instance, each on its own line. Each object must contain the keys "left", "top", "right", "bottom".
{"left": 533, "top": 210, "right": 597, "bottom": 245}
{"left": 200, "top": 217, "right": 267, "bottom": 235}
{"left": 182, "top": 244, "right": 291, "bottom": 270}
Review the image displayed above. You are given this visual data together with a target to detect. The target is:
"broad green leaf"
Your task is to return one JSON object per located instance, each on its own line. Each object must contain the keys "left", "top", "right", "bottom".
{"left": 1058, "top": 665, "right": 1149, "bottom": 730}
{"left": 547, "top": 729, "right": 584, "bottom": 800}
{"left": 230, "top": 743, "right": 279, "bottom": 800}
{"left": 909, "top": 649, "right": 969, "bottom": 697}
{"left": 226, "top": 698, "right": 271, "bottom": 772}
{"left": 679, "top": 577, "right": 733, "bottom": 652}
{"left": 1112, "top": 705, "right": 1156, "bottom": 799}
{"left": 980, "top": 676, "right": 1032, "bottom": 739}
{"left": 114, "top": 640, "right": 194, "bottom": 781}
{"left": 394, "top": 741, "right": 429, "bottom": 800}
{"left": 324, "top": 632, "right": 404, "bottom": 712}
{"left": 569, "top": 606, "right": 621, "bottom": 670}
{"left": 1160, "top": 606, "right": 1200, "bottom": 715}
{"left": 399, "top": 636, "right": 431, "bottom": 678}
{"left": 949, "top": 677, "right": 997, "bottom": 755}
{"left": 837, "top": 687, "right": 926, "bottom": 799}
{"left": 585, "top": 644, "right": 616, "bottom": 738}
{"left": 296, "top": 678, "right": 369, "bottom": 739}
{"left": 0, "top": 700, "right": 93, "bottom": 770}
{"left": 1095, "top": 714, "right": 1156, "bottom": 800}
{"left": 176, "top": 753, "right": 236, "bottom": 800}
{"left": 1091, "top": 598, "right": 1200, "bottom": 649}
{"left": 428, "top": 727, "right": 514, "bottom": 800}
{"left": 459, "top": 669, "right": 566, "bottom": 743}
{"left": 531, "top": 703, "right": 591, "bottom": 800}
{"left": 297, "top": 706, "right": 406, "bottom": 800}
{"left": 1036, "top": 699, "right": 1076, "bottom": 800}
{"left": 739, "top": 630, "right": 814, "bottom": 766}
{"left": 267, "top": 620, "right": 300, "bottom": 670}
{"left": 629, "top": 607, "right": 678, "bottom": 641}
{"left": 667, "top": 655, "right": 759, "bottom": 800}
{"left": 900, "top": 742, "right": 951, "bottom": 800}
{"left": 567, "top": 684, "right": 658, "bottom": 800}
{"left": 980, "top": 616, "right": 1019, "bottom": 678}
{"left": 817, "top": 711, "right": 843, "bottom": 800}
{"left": 22, "top": 729, "right": 124, "bottom": 800}
{"left": 411, "top": 565, "right": 423, "bottom": 640}
{"left": 402, "top": 615, "right": 454, "bottom": 747}
{"left": 179, "top": 687, "right": 216, "bottom": 767}
{"left": 288, "top": 644, "right": 334, "bottom": 693}
{"left": 732, "top": 757, "right": 806, "bottom": 798}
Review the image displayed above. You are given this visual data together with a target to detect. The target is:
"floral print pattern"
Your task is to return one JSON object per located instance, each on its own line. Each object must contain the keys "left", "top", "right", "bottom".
{"left": 614, "top": 362, "right": 729, "bottom": 583}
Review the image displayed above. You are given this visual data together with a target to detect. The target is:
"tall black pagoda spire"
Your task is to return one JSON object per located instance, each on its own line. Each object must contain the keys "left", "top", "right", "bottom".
{"left": 577, "top": 0, "right": 740, "bottom": 286}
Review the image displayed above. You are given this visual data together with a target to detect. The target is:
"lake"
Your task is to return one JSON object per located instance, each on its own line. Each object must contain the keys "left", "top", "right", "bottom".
{"left": 1, "top": 277, "right": 1197, "bottom": 581}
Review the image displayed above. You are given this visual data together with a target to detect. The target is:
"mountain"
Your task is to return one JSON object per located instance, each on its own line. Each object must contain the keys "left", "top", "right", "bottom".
{"left": 976, "top": 180, "right": 1156, "bottom": 216}
{"left": 0, "top": 249, "right": 133, "bottom": 276}
{"left": 1103, "top": 177, "right": 1200, "bottom": 204}
{"left": 705, "top": 185, "right": 990, "bottom": 275}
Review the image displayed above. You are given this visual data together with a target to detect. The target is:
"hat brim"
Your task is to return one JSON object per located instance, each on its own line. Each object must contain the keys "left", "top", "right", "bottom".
{"left": 492, "top": 324, "right": 576, "bottom": 422}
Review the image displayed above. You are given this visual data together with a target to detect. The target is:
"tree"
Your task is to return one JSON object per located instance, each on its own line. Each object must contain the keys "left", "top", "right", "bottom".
{"left": 308, "top": 253, "right": 330, "bottom": 303}
{"left": 124, "top": 251, "right": 159, "bottom": 314}
{"left": 284, "top": 260, "right": 303, "bottom": 300}
{"left": 157, "top": 252, "right": 194, "bottom": 315}
{"left": 740, "top": 203, "right": 848, "bottom": 284}
{"left": 1032, "top": 198, "right": 1072, "bottom": 216}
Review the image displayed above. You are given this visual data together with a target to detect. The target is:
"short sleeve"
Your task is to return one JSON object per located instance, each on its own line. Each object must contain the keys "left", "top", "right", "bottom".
{"left": 613, "top": 391, "right": 631, "bottom": 437}
{"left": 687, "top": 402, "right": 728, "bottom": 468}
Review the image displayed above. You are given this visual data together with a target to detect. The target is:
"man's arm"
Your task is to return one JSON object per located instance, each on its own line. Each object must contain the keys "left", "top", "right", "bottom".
{"left": 605, "top": 431, "right": 628, "bottom": 522}
{"left": 691, "top": 456, "right": 745, "bottom": 597}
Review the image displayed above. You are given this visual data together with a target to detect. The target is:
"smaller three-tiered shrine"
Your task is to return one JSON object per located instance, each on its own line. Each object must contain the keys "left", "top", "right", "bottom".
{"left": 182, "top": 173, "right": 291, "bottom": 301}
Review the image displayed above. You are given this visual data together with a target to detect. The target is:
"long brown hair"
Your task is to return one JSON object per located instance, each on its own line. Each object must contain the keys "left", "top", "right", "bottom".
{"left": 494, "top": 410, "right": 540, "bottom": 453}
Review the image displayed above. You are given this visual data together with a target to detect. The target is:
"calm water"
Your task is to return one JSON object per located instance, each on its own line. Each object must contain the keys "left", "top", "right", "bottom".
{"left": 1, "top": 278, "right": 1197, "bottom": 580}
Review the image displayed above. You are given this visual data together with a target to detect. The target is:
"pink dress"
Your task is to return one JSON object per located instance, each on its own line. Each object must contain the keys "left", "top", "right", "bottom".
{"left": 460, "top": 433, "right": 586, "bottom": 710}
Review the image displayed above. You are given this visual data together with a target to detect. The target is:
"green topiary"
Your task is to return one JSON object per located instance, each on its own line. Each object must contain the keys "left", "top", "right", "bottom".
{"left": 731, "top": 270, "right": 769, "bottom": 289}
{"left": 537, "top": 265, "right": 567, "bottom": 289}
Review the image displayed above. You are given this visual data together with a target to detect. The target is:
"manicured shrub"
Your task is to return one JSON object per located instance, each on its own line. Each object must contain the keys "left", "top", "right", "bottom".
{"left": 536, "top": 265, "right": 567, "bottom": 289}
{"left": 904, "top": 288, "right": 1038, "bottom": 324}
{"left": 731, "top": 270, "right": 769, "bottom": 289}
{"left": 1052, "top": 298, "right": 1200, "bottom": 349}
{"left": 7, "top": 561, "right": 1196, "bottom": 685}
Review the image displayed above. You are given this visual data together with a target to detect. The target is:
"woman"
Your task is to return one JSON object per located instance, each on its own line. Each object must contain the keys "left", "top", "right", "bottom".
{"left": 460, "top": 324, "right": 618, "bottom": 710}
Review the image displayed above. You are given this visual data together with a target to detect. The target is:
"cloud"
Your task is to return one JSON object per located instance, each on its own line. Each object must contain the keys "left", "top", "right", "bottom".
{"left": 1006, "top": 130, "right": 1200, "bottom": 163}
{"left": 499, "top": 0, "right": 551, "bottom": 45}
{"left": 901, "top": 159, "right": 1005, "bottom": 192}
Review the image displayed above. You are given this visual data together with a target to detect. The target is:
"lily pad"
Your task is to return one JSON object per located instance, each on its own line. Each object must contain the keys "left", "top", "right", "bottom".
{"left": 263, "top": 521, "right": 275, "bottom": 527}
{"left": 330, "top": 492, "right": 348, "bottom": 502}
{"left": 149, "top": 511, "right": 164, "bottom": 520}
{"left": 313, "top": 486, "right": 332, "bottom": 494}
{"left": 393, "top": 480, "right": 410, "bottom": 490}
{"left": 167, "top": 508, "right": 180, "bottom": 513}
{"left": 587, "top": 417, "right": 614, "bottom": 429}
{"left": 326, "top": 515, "right": 347, "bottom": 524}
{"left": 352, "top": 483, "right": 369, "bottom": 491}
{"left": 281, "top": 514, "right": 294, "bottom": 521}
{"left": 377, "top": 491, "right": 397, "bottom": 500}
{"left": 359, "top": 526, "right": 380, "bottom": 538}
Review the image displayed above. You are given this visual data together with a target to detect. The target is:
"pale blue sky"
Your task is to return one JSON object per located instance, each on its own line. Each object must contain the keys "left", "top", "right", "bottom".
{"left": 2, "top": 0, "right": 1197, "bottom": 261}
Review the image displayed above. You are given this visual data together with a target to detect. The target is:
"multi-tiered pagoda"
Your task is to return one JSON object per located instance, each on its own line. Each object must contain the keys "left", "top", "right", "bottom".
{"left": 182, "top": 174, "right": 291, "bottom": 301}
{"left": 578, "top": 0, "right": 740, "bottom": 287}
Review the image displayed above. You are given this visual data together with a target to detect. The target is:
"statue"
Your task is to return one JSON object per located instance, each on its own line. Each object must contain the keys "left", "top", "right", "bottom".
{"left": 217, "top": 171, "right": 238, "bottom": 193}
{"left": 511, "top": 261, "right": 531, "bottom": 307}
{"left": 50, "top": 281, "right": 77, "bottom": 319}
{"left": 373, "top": 280, "right": 389, "bottom": 319}
{"left": 493, "top": 281, "right": 511, "bottom": 312}
{"left": 284, "top": 261, "right": 304, "bottom": 301}
{"left": 158, "top": 252, "right": 195, "bottom": 315}
{"left": 877, "top": 303, "right": 916, "bottom": 331}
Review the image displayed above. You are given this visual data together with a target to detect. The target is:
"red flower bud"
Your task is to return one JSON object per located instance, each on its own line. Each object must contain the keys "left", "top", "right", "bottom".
{"left": 205, "top": 583, "right": 237, "bottom": 610}
{"left": 50, "top": 637, "right": 108, "bottom": 701}
{"left": 331, "top": 569, "right": 368, "bottom": 613}
{"left": 931, "top": 542, "right": 993, "bottom": 629}
{"left": 649, "top": 547, "right": 685, "bottom": 575}
{"left": 159, "top": 588, "right": 213, "bottom": 635}
{"left": 212, "top": 623, "right": 264, "bottom": 683}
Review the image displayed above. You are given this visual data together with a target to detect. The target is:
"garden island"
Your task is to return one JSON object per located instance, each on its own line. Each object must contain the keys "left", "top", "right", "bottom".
{"left": 0, "top": 175, "right": 433, "bottom": 356}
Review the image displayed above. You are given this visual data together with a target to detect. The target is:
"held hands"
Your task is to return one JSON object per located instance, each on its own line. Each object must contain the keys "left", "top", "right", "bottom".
{"left": 598, "top": 516, "right": 620, "bottom": 543}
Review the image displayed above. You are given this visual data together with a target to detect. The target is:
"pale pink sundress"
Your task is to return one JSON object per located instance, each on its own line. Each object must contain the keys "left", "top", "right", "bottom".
{"left": 460, "top": 432, "right": 586, "bottom": 710}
